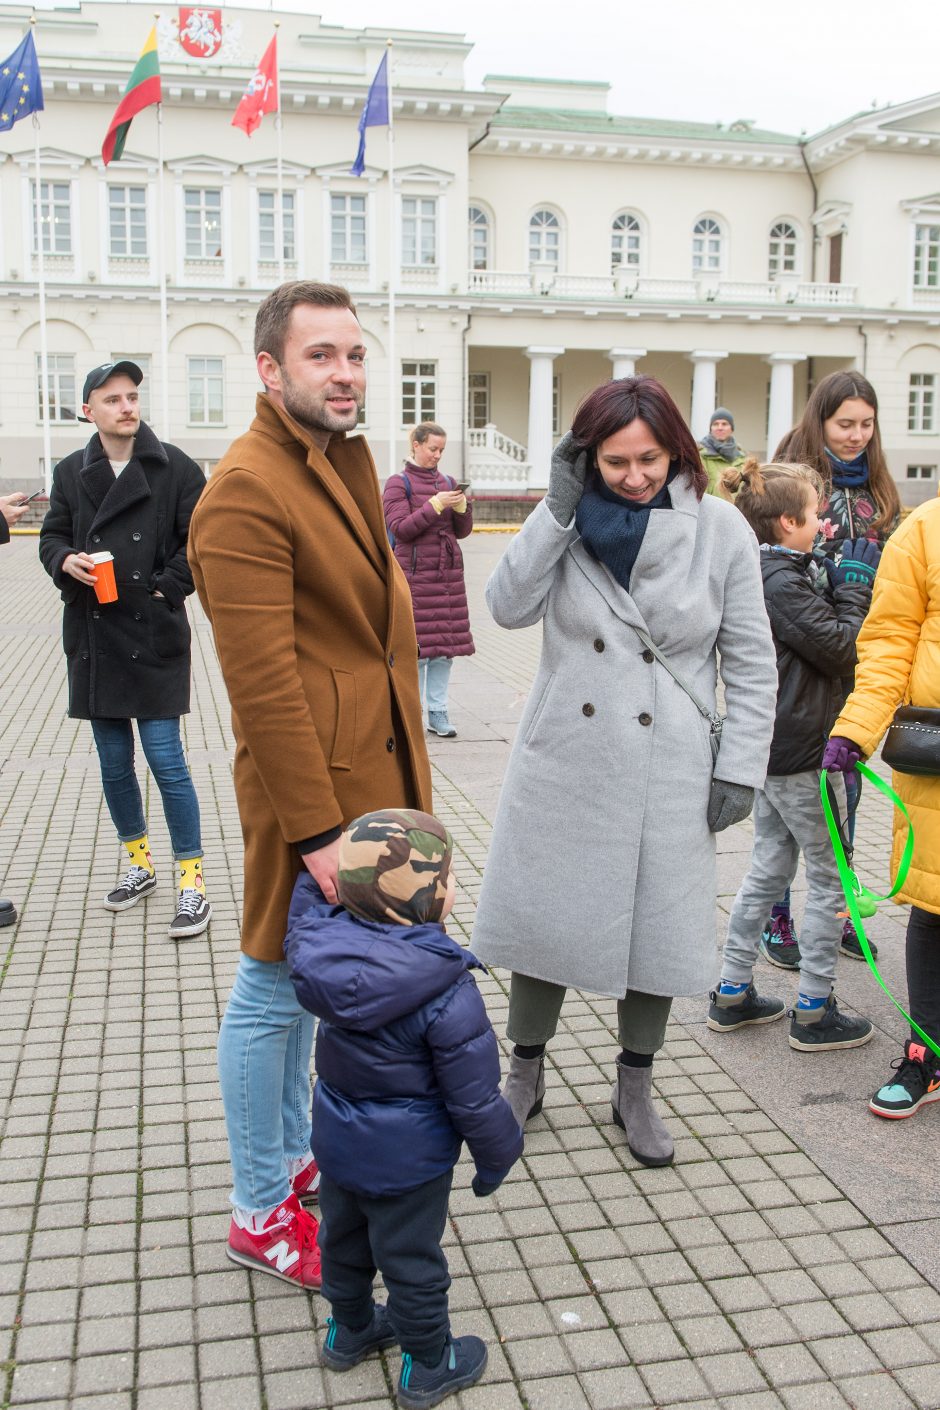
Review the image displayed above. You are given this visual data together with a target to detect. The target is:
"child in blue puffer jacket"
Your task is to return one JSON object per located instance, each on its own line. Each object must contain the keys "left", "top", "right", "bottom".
{"left": 285, "top": 808, "right": 523, "bottom": 1410}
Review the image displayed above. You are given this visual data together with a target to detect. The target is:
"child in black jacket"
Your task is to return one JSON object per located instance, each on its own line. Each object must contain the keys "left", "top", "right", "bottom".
{"left": 706, "top": 458, "right": 879, "bottom": 1051}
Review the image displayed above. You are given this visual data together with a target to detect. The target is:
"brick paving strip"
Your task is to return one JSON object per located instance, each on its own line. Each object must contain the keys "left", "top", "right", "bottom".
{"left": 1, "top": 534, "right": 938, "bottom": 1410}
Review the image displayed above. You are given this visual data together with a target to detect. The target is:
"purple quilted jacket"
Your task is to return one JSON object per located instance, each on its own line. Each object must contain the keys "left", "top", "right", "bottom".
{"left": 383, "top": 462, "right": 475, "bottom": 660}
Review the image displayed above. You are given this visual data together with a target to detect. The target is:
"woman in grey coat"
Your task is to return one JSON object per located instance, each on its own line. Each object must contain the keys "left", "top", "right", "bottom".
{"left": 472, "top": 377, "right": 778, "bottom": 1166}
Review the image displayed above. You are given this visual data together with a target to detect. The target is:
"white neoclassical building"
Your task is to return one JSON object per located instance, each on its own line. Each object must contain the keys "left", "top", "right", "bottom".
{"left": 3, "top": 2, "right": 940, "bottom": 503}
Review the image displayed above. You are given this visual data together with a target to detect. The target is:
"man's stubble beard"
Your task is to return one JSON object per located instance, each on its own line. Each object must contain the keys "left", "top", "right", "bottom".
{"left": 280, "top": 367, "right": 364, "bottom": 437}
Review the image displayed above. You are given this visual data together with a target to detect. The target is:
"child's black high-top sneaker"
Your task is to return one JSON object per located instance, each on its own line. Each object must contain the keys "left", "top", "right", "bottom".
{"left": 788, "top": 993, "right": 873, "bottom": 1051}
{"left": 870, "top": 1039, "right": 940, "bottom": 1119}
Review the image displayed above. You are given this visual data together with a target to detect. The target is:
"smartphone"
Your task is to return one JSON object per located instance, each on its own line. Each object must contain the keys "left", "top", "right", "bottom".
{"left": 455, "top": 481, "right": 472, "bottom": 493}
{"left": 22, "top": 490, "right": 45, "bottom": 503}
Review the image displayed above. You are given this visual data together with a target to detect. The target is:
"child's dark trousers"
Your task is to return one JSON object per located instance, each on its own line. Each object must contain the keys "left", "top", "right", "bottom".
{"left": 318, "top": 1169, "right": 453, "bottom": 1363}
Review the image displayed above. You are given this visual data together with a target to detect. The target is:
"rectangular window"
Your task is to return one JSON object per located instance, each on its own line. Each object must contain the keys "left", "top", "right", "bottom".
{"left": 32, "top": 180, "right": 72, "bottom": 255}
{"left": 108, "top": 185, "right": 148, "bottom": 258}
{"left": 258, "top": 190, "right": 296, "bottom": 262}
{"left": 331, "top": 193, "right": 367, "bottom": 264}
{"left": 111, "top": 354, "right": 152, "bottom": 421}
{"left": 401, "top": 360, "right": 436, "bottom": 425}
{"left": 906, "top": 464, "right": 937, "bottom": 479}
{"left": 909, "top": 373, "right": 937, "bottom": 433}
{"left": 828, "top": 231, "right": 843, "bottom": 284}
{"left": 552, "top": 375, "right": 561, "bottom": 436}
{"left": 187, "top": 356, "right": 224, "bottom": 425}
{"left": 184, "top": 187, "right": 223, "bottom": 259}
{"left": 37, "top": 353, "right": 77, "bottom": 422}
{"left": 913, "top": 224, "right": 940, "bottom": 290}
{"left": 401, "top": 197, "right": 437, "bottom": 267}
{"left": 467, "top": 372, "right": 490, "bottom": 429}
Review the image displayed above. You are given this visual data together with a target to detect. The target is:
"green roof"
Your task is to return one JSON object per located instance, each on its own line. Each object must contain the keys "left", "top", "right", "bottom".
{"left": 489, "top": 106, "right": 799, "bottom": 145}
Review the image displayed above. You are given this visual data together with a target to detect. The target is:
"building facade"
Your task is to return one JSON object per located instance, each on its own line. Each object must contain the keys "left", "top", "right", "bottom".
{"left": 2, "top": 2, "right": 940, "bottom": 501}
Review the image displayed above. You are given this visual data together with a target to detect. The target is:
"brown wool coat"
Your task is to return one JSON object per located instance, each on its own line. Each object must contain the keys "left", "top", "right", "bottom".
{"left": 188, "top": 394, "right": 432, "bottom": 962}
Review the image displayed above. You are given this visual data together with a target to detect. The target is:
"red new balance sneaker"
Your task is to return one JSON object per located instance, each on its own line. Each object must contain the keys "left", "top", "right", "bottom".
{"left": 291, "top": 1156, "right": 320, "bottom": 1205}
{"left": 226, "top": 1192, "right": 321, "bottom": 1289}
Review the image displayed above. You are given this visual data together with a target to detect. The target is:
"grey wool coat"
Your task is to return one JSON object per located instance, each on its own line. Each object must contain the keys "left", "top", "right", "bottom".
{"left": 472, "top": 478, "right": 778, "bottom": 999}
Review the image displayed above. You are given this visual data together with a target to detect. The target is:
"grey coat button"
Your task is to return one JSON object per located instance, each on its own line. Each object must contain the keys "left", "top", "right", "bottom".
{"left": 593, "top": 639, "right": 605, "bottom": 652}
{"left": 582, "top": 703, "right": 595, "bottom": 717}
{"left": 639, "top": 712, "right": 652, "bottom": 726}
{"left": 642, "top": 649, "right": 654, "bottom": 663}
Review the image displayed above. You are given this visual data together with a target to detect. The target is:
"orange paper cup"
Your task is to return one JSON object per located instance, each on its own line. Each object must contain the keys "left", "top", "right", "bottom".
{"left": 89, "top": 551, "right": 118, "bottom": 604}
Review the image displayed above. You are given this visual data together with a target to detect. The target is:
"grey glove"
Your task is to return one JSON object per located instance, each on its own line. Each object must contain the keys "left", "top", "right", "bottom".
{"left": 545, "top": 431, "right": 589, "bottom": 526}
{"left": 707, "top": 780, "right": 754, "bottom": 833}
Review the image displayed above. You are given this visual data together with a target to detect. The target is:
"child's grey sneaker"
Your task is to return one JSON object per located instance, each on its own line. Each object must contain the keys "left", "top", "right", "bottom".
{"left": 707, "top": 983, "right": 786, "bottom": 1031}
{"left": 840, "top": 919, "right": 878, "bottom": 962}
{"left": 104, "top": 865, "right": 157, "bottom": 912}
{"left": 759, "top": 914, "right": 801, "bottom": 970}
{"left": 321, "top": 1304, "right": 397, "bottom": 1370}
{"left": 397, "top": 1335, "right": 487, "bottom": 1409}
{"left": 789, "top": 994, "right": 874, "bottom": 1051}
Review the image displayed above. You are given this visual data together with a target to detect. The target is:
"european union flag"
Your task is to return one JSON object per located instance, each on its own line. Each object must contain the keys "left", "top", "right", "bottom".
{"left": 350, "top": 51, "right": 389, "bottom": 177}
{"left": 0, "top": 31, "right": 44, "bottom": 132}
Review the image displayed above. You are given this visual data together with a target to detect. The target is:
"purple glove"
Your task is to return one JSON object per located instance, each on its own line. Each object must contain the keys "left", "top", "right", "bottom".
{"left": 822, "top": 735, "right": 864, "bottom": 773}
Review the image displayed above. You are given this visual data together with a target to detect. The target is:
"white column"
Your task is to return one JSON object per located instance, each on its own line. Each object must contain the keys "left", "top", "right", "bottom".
{"left": 688, "top": 350, "right": 728, "bottom": 440}
{"left": 607, "top": 346, "right": 646, "bottom": 381}
{"left": 525, "top": 345, "right": 564, "bottom": 490}
{"left": 766, "top": 353, "right": 807, "bottom": 459}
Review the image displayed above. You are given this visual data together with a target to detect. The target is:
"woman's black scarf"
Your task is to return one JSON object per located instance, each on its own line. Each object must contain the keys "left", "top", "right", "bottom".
{"left": 575, "top": 467, "right": 678, "bottom": 592}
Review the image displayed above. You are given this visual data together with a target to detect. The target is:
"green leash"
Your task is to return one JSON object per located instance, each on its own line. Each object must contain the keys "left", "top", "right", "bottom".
{"left": 819, "top": 763, "right": 940, "bottom": 1062}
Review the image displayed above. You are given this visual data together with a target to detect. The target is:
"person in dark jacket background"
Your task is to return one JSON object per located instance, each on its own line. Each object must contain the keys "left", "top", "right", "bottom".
{"left": 285, "top": 808, "right": 521, "bottom": 1409}
{"left": 0, "top": 491, "right": 30, "bottom": 928}
{"left": 383, "top": 423, "right": 474, "bottom": 739}
{"left": 38, "top": 361, "right": 210, "bottom": 939}
{"left": 707, "top": 458, "right": 878, "bottom": 1053}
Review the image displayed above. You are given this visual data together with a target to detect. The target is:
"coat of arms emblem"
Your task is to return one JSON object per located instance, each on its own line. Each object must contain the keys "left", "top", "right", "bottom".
{"left": 178, "top": 8, "right": 224, "bottom": 58}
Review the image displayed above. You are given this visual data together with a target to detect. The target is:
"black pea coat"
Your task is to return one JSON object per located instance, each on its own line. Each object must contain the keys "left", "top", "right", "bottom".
{"left": 38, "top": 421, "right": 206, "bottom": 720}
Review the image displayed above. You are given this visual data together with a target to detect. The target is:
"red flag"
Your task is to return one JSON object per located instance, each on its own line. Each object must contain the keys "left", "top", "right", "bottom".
{"left": 232, "top": 34, "right": 278, "bottom": 137}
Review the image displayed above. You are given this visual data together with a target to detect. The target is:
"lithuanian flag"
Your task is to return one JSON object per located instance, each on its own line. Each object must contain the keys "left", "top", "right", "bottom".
{"left": 102, "top": 27, "right": 161, "bottom": 166}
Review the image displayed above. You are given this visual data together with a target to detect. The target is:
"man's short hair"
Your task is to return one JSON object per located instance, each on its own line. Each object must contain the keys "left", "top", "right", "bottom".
{"left": 254, "top": 281, "right": 358, "bottom": 363}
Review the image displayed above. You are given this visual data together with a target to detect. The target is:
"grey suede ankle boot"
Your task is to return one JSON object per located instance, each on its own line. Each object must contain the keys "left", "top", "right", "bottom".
{"left": 611, "top": 1060, "right": 674, "bottom": 1167}
{"left": 502, "top": 1051, "right": 545, "bottom": 1128}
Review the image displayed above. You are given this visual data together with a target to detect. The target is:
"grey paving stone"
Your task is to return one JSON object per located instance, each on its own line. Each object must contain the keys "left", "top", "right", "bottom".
{"left": 752, "top": 1343, "right": 828, "bottom": 1386}
{"left": 834, "top": 1373, "right": 917, "bottom": 1408}
{"left": 673, "top": 1314, "right": 743, "bottom": 1356}
{"left": 638, "top": 1355, "right": 711, "bottom": 1403}
{"left": 579, "top": 1365, "right": 653, "bottom": 1409}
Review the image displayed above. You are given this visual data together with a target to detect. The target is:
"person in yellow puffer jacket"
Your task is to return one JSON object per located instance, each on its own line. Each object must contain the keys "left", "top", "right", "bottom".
{"left": 826, "top": 496, "right": 940, "bottom": 1121}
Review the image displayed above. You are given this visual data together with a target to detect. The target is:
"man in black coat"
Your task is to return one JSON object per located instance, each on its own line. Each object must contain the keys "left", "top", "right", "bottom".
{"left": 39, "top": 361, "right": 211, "bottom": 939}
{"left": 1, "top": 491, "right": 30, "bottom": 927}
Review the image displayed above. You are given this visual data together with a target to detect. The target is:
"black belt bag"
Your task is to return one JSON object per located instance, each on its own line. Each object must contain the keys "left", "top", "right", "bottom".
{"left": 881, "top": 706, "right": 940, "bottom": 777}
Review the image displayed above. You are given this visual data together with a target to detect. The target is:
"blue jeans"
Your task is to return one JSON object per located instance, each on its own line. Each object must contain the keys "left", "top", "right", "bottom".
{"left": 91, "top": 717, "right": 201, "bottom": 860}
{"left": 418, "top": 656, "right": 452, "bottom": 716}
{"left": 217, "top": 953, "right": 314, "bottom": 1212}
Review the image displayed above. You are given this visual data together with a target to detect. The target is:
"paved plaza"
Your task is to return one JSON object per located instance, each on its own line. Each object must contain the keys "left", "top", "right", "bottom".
{"left": 1, "top": 529, "right": 939, "bottom": 1410}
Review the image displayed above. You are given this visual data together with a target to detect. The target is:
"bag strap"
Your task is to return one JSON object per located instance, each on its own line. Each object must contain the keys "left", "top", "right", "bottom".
{"left": 401, "top": 470, "right": 412, "bottom": 502}
{"left": 631, "top": 623, "right": 723, "bottom": 731}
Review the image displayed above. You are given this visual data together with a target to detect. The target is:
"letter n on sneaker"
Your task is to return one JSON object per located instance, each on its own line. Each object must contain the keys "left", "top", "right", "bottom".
{"left": 226, "top": 1193, "right": 321, "bottom": 1289}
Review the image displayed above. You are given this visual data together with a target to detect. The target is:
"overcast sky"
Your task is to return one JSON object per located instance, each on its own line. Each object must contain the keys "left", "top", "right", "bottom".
{"left": 31, "top": 0, "right": 940, "bottom": 136}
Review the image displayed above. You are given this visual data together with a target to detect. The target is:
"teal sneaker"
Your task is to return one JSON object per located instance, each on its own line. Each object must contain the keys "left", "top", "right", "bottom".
{"left": 759, "top": 914, "right": 801, "bottom": 970}
{"left": 870, "top": 1040, "right": 940, "bottom": 1119}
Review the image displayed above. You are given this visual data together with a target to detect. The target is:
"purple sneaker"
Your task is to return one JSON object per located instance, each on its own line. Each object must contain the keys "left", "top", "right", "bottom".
{"left": 759, "top": 914, "right": 801, "bottom": 971}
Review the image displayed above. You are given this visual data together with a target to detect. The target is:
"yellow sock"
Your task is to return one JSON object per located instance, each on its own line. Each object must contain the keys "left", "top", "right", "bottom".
{"left": 178, "top": 857, "right": 206, "bottom": 896}
{"left": 125, "top": 835, "right": 155, "bottom": 876}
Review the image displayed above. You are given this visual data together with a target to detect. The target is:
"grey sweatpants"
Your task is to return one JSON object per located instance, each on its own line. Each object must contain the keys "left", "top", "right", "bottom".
{"left": 721, "top": 770, "right": 846, "bottom": 1000}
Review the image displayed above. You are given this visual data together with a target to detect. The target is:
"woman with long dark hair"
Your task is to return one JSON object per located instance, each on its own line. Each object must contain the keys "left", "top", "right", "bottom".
{"left": 762, "top": 371, "right": 902, "bottom": 969}
{"left": 472, "top": 377, "right": 778, "bottom": 1166}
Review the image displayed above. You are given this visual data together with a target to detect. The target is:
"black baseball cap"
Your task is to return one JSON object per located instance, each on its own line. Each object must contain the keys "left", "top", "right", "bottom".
{"left": 78, "top": 360, "right": 144, "bottom": 421}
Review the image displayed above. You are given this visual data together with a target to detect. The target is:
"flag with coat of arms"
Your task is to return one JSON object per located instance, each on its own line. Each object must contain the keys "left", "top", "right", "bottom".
{"left": 0, "top": 30, "right": 44, "bottom": 131}
{"left": 232, "top": 34, "right": 278, "bottom": 136}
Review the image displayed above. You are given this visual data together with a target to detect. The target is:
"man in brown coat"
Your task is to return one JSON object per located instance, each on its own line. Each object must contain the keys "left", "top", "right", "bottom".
{"left": 188, "top": 281, "right": 432, "bottom": 1287}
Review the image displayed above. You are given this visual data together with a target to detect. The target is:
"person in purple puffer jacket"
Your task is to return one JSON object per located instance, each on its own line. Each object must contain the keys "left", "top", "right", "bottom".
{"left": 285, "top": 808, "right": 521, "bottom": 1409}
{"left": 383, "top": 423, "right": 474, "bottom": 739}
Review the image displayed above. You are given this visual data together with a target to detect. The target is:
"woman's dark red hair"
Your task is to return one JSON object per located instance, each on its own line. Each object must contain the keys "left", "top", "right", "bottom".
{"left": 570, "top": 375, "right": 707, "bottom": 500}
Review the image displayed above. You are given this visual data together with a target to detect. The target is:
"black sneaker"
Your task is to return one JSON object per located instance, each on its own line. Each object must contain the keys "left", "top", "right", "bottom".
{"left": 870, "top": 1040, "right": 940, "bottom": 1119}
{"left": 789, "top": 995, "right": 874, "bottom": 1051}
{"left": 104, "top": 866, "right": 157, "bottom": 912}
{"left": 168, "top": 889, "right": 212, "bottom": 939}
{"left": 0, "top": 899, "right": 16, "bottom": 928}
{"left": 707, "top": 983, "right": 786, "bottom": 1032}
{"left": 321, "top": 1304, "right": 398, "bottom": 1371}
{"left": 840, "top": 919, "right": 877, "bottom": 963}
{"left": 397, "top": 1336, "right": 487, "bottom": 1410}
{"left": 759, "top": 914, "right": 801, "bottom": 970}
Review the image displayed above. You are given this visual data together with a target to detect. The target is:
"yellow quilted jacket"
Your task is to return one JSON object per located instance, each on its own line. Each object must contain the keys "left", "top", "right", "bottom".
{"left": 833, "top": 497, "right": 940, "bottom": 914}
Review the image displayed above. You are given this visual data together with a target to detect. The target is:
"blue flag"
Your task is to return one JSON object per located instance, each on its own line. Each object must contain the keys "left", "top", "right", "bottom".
{"left": 350, "top": 51, "right": 389, "bottom": 176}
{"left": 0, "top": 32, "right": 44, "bottom": 132}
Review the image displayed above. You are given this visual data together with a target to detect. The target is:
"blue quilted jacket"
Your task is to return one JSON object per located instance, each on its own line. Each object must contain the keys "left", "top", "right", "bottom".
{"left": 285, "top": 873, "right": 523, "bottom": 1198}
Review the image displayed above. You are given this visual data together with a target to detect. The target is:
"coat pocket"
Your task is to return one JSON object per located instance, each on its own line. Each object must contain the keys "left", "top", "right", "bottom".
{"left": 330, "top": 668, "right": 358, "bottom": 771}
{"left": 523, "top": 672, "right": 556, "bottom": 747}
{"left": 150, "top": 596, "right": 192, "bottom": 659}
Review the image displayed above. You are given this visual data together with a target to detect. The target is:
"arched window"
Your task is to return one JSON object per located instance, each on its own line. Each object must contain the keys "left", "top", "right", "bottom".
{"left": 529, "top": 208, "right": 560, "bottom": 270}
{"left": 468, "top": 206, "right": 489, "bottom": 270}
{"left": 769, "top": 221, "right": 799, "bottom": 279}
{"left": 611, "top": 213, "right": 641, "bottom": 271}
{"left": 692, "top": 216, "right": 723, "bottom": 274}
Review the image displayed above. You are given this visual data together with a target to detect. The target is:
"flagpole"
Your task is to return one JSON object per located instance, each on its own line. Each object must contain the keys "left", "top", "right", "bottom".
{"left": 271, "top": 23, "right": 284, "bottom": 283}
{"left": 386, "top": 39, "right": 396, "bottom": 477}
{"left": 32, "top": 113, "right": 52, "bottom": 494}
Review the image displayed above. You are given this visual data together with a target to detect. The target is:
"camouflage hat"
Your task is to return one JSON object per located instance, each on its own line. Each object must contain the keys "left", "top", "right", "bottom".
{"left": 337, "top": 809, "right": 454, "bottom": 927}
